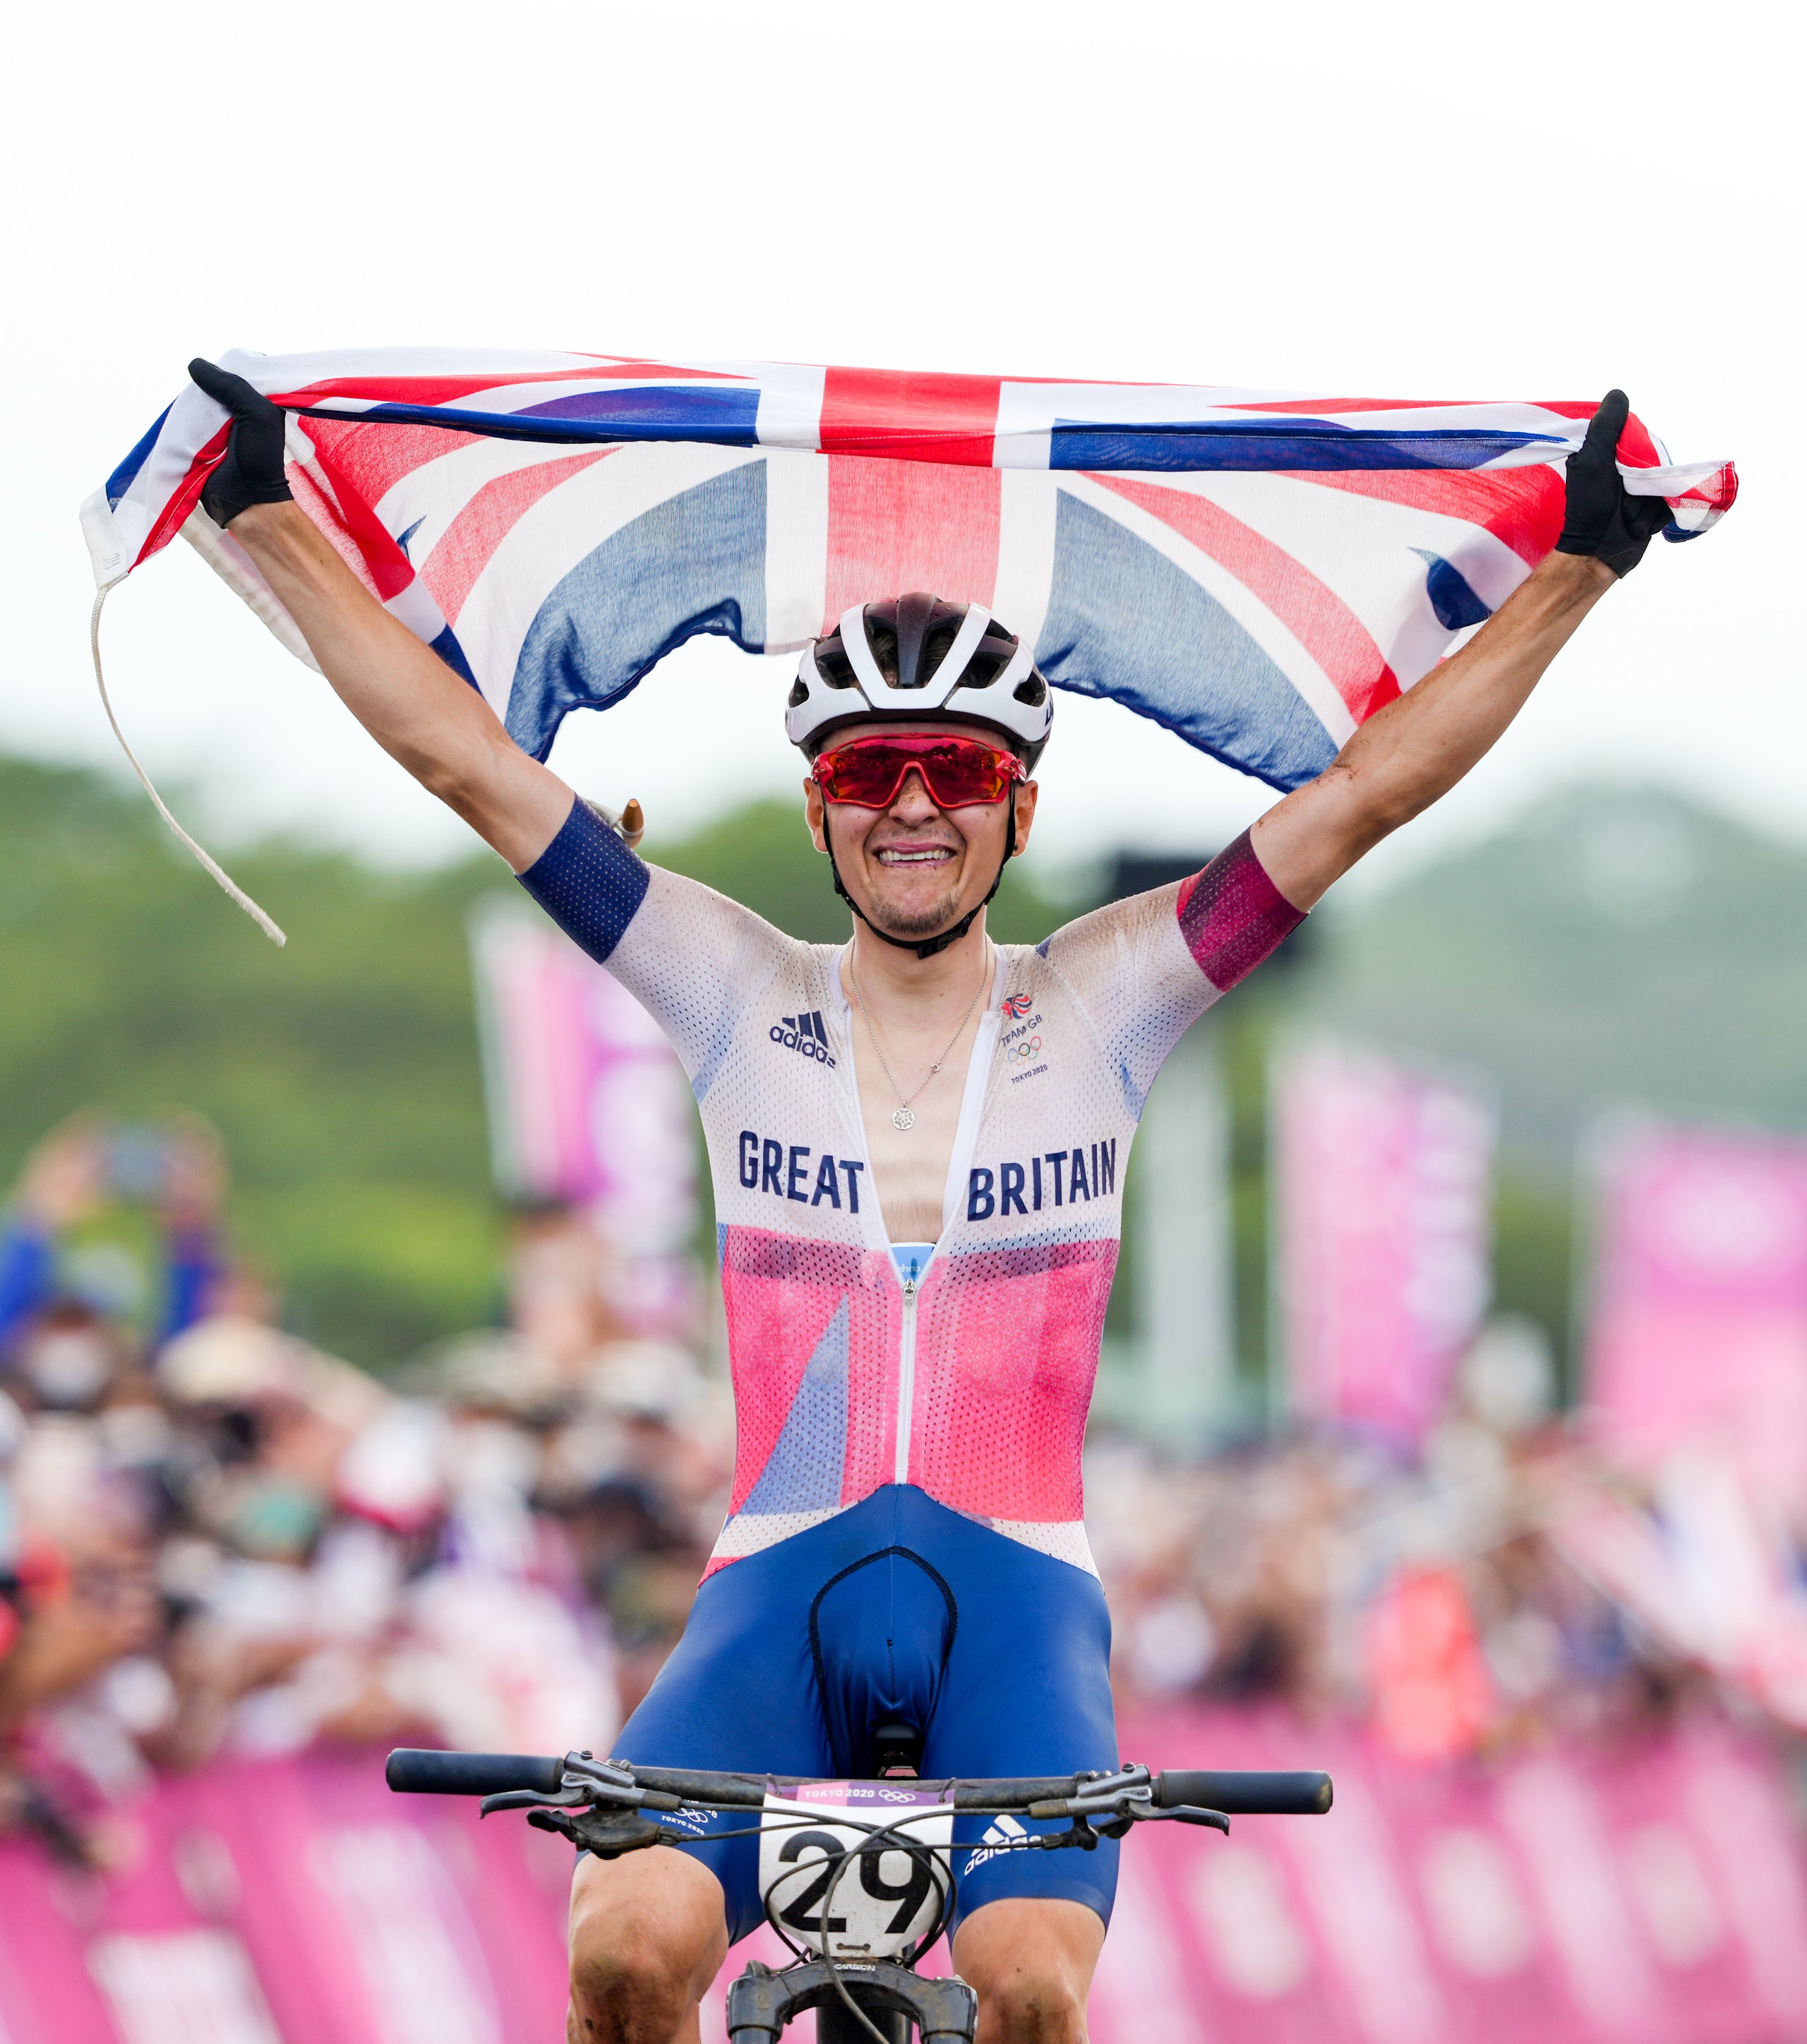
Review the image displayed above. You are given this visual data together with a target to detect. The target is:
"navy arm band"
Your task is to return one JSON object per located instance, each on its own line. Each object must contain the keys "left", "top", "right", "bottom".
{"left": 516, "top": 795, "right": 651, "bottom": 963}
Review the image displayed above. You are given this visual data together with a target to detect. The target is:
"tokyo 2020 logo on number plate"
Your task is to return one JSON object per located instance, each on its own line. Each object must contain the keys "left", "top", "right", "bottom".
{"left": 757, "top": 1780, "right": 954, "bottom": 1959}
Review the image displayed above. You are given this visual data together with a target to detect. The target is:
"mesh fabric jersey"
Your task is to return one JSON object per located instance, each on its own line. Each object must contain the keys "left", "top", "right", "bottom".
{"left": 522, "top": 800, "right": 1302, "bottom": 1579}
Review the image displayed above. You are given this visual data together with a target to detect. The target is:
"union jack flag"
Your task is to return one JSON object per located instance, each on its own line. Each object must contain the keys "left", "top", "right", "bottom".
{"left": 83, "top": 349, "right": 1736, "bottom": 794}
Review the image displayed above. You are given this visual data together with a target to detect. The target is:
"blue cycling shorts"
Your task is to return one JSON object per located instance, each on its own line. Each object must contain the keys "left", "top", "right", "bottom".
{"left": 611, "top": 1484, "right": 1119, "bottom": 1946}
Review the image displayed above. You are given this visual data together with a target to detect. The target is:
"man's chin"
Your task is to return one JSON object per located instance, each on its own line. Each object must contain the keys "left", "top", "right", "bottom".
{"left": 864, "top": 887, "right": 969, "bottom": 943}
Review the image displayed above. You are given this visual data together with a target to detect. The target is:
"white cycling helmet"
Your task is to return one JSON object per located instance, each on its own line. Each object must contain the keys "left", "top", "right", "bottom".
{"left": 786, "top": 593, "right": 1053, "bottom": 771}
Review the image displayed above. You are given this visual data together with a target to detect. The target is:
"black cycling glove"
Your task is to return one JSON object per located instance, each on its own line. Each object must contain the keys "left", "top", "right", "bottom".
{"left": 1554, "top": 388, "right": 1672, "bottom": 578}
{"left": 188, "top": 358, "right": 293, "bottom": 528}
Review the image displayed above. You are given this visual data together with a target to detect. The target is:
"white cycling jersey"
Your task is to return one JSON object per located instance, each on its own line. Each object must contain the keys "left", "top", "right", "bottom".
{"left": 520, "top": 798, "right": 1302, "bottom": 1577}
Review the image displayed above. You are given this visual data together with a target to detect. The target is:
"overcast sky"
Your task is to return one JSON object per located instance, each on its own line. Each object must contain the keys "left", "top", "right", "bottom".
{"left": 4, "top": 0, "right": 1798, "bottom": 897}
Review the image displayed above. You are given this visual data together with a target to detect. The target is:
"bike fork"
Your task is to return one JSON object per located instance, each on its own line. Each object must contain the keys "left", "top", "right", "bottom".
{"left": 817, "top": 1997, "right": 910, "bottom": 2044}
{"left": 726, "top": 1958, "right": 976, "bottom": 2043}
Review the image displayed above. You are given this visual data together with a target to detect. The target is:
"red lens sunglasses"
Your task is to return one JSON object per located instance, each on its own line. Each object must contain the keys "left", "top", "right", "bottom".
{"left": 812, "top": 733, "right": 1026, "bottom": 810}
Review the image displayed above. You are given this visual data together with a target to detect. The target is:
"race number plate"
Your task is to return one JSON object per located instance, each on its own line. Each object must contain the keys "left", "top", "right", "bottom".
{"left": 757, "top": 1780, "right": 954, "bottom": 1959}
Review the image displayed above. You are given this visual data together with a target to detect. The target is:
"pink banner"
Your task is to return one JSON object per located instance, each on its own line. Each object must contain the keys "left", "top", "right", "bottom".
{"left": 1273, "top": 1044, "right": 1494, "bottom": 1444}
{"left": 1585, "top": 1119, "right": 1807, "bottom": 1502}
{"left": 1093, "top": 1712, "right": 1807, "bottom": 2044}
{"left": 6, "top": 1725, "right": 1804, "bottom": 2044}
{"left": 0, "top": 1750, "right": 570, "bottom": 2044}
{"left": 469, "top": 898, "right": 697, "bottom": 1330}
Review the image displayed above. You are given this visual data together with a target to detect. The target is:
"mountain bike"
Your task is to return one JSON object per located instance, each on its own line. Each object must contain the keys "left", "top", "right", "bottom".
{"left": 387, "top": 1743, "right": 1331, "bottom": 2042}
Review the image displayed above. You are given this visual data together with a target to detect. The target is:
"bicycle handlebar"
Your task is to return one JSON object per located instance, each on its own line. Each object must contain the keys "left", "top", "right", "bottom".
{"left": 385, "top": 1750, "right": 565, "bottom": 1797}
{"left": 385, "top": 1750, "right": 1331, "bottom": 1815}
{"left": 1155, "top": 1769, "right": 1332, "bottom": 1816}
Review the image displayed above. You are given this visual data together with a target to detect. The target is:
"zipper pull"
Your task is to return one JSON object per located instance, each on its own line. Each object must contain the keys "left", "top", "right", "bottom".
{"left": 902, "top": 1273, "right": 917, "bottom": 1300}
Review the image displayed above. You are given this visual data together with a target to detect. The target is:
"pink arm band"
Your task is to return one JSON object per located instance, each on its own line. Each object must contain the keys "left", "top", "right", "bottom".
{"left": 1175, "top": 829, "right": 1305, "bottom": 991}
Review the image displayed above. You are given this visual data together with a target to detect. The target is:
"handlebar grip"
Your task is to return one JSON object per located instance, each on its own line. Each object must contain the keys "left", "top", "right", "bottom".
{"left": 385, "top": 1749, "right": 565, "bottom": 1797}
{"left": 1155, "top": 1769, "right": 1333, "bottom": 1815}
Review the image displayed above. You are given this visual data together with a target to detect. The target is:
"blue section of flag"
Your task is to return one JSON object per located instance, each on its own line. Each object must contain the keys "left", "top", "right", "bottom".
{"left": 516, "top": 385, "right": 762, "bottom": 444}
{"left": 1047, "top": 421, "right": 1558, "bottom": 473}
{"left": 1413, "top": 550, "right": 1493, "bottom": 631}
{"left": 506, "top": 462, "right": 768, "bottom": 761}
{"left": 306, "top": 389, "right": 762, "bottom": 449}
{"left": 741, "top": 1300, "right": 849, "bottom": 1514}
{"left": 428, "top": 625, "right": 481, "bottom": 691}
{"left": 1034, "top": 493, "right": 1340, "bottom": 793}
{"left": 107, "top": 405, "right": 173, "bottom": 508}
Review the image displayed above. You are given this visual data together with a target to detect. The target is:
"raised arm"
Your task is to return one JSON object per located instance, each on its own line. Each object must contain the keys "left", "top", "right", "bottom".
{"left": 1250, "top": 391, "right": 1669, "bottom": 910}
{"left": 189, "top": 361, "right": 572, "bottom": 873}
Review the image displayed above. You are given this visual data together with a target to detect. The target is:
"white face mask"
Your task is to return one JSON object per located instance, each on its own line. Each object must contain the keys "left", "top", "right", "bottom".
{"left": 23, "top": 1331, "right": 113, "bottom": 1407}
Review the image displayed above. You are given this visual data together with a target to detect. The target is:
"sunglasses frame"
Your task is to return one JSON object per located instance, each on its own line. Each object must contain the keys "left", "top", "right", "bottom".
{"left": 812, "top": 732, "right": 1028, "bottom": 810}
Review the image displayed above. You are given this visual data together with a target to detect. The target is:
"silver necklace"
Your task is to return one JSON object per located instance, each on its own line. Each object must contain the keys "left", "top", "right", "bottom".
{"left": 848, "top": 949, "right": 990, "bottom": 1132}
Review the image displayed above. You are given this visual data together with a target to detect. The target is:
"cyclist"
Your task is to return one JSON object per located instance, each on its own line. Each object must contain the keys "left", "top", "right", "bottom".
{"left": 188, "top": 361, "right": 1665, "bottom": 2044}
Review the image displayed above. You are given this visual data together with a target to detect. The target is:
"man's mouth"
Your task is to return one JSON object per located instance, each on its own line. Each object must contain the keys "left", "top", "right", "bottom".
{"left": 873, "top": 844, "right": 957, "bottom": 867}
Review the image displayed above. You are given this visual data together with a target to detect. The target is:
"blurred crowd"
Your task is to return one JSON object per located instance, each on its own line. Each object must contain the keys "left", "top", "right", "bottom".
{"left": 0, "top": 1114, "right": 1724, "bottom": 1866}
{"left": 1092, "top": 1316, "right": 1707, "bottom": 1758}
{"left": 0, "top": 1114, "right": 730, "bottom": 1864}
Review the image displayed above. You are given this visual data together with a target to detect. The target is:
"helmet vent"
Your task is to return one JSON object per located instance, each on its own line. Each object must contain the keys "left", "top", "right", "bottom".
{"left": 786, "top": 592, "right": 1052, "bottom": 764}
{"left": 815, "top": 645, "right": 860, "bottom": 690}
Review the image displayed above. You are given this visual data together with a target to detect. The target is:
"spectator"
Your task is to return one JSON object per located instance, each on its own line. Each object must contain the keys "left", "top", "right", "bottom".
{"left": 0, "top": 1115, "right": 227, "bottom": 1360}
{"left": 0, "top": 1111, "right": 1777, "bottom": 1868}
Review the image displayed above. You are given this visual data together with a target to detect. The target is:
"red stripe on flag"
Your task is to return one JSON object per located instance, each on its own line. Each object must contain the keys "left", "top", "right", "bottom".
{"left": 138, "top": 428, "right": 230, "bottom": 565}
{"left": 270, "top": 361, "right": 752, "bottom": 408}
{"left": 301, "top": 428, "right": 426, "bottom": 603}
{"left": 1530, "top": 400, "right": 1662, "bottom": 467}
{"left": 1094, "top": 476, "right": 1401, "bottom": 724}
{"left": 1615, "top": 411, "right": 1662, "bottom": 469}
{"left": 301, "top": 419, "right": 484, "bottom": 512}
{"left": 1218, "top": 396, "right": 1486, "bottom": 414}
{"left": 822, "top": 456, "right": 1001, "bottom": 630}
{"left": 287, "top": 461, "right": 388, "bottom": 601}
{"left": 1283, "top": 466, "right": 1565, "bottom": 568}
{"left": 818, "top": 368, "right": 1002, "bottom": 467}
{"left": 421, "top": 449, "right": 616, "bottom": 625}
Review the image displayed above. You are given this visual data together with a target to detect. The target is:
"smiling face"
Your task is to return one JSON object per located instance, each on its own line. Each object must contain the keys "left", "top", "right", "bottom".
{"left": 804, "top": 720, "right": 1040, "bottom": 946}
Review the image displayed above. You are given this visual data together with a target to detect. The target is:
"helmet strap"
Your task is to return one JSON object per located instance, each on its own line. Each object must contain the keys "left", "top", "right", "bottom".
{"left": 827, "top": 805, "right": 1017, "bottom": 962}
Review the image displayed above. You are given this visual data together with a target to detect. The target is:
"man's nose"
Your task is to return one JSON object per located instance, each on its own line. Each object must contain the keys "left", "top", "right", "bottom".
{"left": 889, "top": 768, "right": 942, "bottom": 820}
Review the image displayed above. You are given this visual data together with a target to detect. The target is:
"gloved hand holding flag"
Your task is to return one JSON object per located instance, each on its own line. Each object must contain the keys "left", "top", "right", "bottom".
{"left": 82, "top": 349, "right": 1736, "bottom": 937}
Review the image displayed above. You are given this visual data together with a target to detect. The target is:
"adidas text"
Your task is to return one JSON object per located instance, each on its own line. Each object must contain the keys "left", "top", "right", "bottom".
{"left": 772, "top": 1010, "right": 836, "bottom": 1067}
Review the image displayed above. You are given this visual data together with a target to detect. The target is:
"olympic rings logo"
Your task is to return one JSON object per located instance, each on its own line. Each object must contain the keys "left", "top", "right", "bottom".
{"left": 1005, "top": 1036, "right": 1043, "bottom": 1063}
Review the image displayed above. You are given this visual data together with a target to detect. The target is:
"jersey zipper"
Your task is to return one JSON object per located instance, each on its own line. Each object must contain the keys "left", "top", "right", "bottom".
{"left": 894, "top": 1268, "right": 918, "bottom": 1487}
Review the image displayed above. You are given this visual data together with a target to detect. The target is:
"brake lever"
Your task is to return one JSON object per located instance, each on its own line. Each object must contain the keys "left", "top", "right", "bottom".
{"left": 1139, "top": 1803, "right": 1230, "bottom": 1834}
{"left": 529, "top": 1805, "right": 672, "bottom": 1858}
{"left": 480, "top": 1786, "right": 592, "bottom": 1817}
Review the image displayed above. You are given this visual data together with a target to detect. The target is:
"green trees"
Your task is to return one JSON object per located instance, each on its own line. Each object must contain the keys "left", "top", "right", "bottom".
{"left": 0, "top": 762, "right": 1063, "bottom": 1366}
{"left": 8, "top": 755, "right": 1796, "bottom": 1388}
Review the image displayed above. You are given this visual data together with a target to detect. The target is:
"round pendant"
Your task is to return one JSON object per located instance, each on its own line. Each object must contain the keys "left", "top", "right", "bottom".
{"left": 892, "top": 1107, "right": 915, "bottom": 1132}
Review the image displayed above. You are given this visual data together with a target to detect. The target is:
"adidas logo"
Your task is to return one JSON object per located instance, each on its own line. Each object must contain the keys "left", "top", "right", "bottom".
{"left": 963, "top": 1813, "right": 1028, "bottom": 1873}
{"left": 770, "top": 1009, "right": 836, "bottom": 1066}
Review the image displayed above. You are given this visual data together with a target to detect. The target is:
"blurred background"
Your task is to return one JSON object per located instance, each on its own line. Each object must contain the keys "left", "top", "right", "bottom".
{"left": 5, "top": 0, "right": 1803, "bottom": 2035}
{"left": 8, "top": 744, "right": 1807, "bottom": 2043}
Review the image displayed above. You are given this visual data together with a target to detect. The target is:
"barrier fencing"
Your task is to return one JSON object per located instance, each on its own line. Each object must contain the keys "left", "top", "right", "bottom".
{"left": 3, "top": 1714, "right": 1803, "bottom": 2044}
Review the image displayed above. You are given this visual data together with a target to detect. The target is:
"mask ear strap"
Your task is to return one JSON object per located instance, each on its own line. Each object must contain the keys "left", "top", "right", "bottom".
{"left": 91, "top": 584, "right": 287, "bottom": 946}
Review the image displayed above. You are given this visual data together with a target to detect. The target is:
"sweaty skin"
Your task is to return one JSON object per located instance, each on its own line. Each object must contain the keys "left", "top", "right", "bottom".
{"left": 223, "top": 498, "right": 1613, "bottom": 2044}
